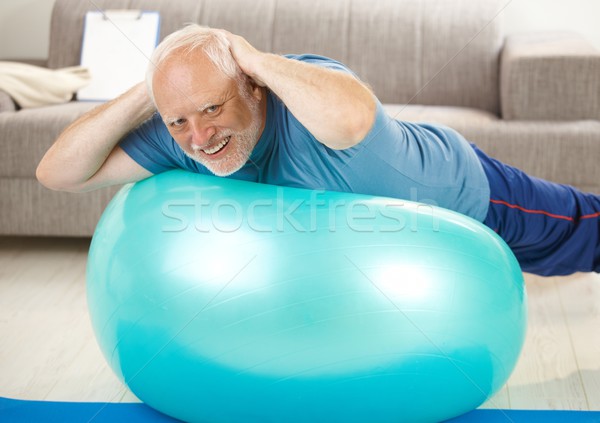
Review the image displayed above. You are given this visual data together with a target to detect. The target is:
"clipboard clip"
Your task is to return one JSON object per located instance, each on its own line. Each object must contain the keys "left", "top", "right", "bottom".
{"left": 101, "top": 9, "right": 144, "bottom": 21}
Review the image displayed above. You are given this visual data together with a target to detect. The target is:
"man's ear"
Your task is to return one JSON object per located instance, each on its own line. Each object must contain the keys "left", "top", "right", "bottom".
{"left": 248, "top": 77, "right": 264, "bottom": 101}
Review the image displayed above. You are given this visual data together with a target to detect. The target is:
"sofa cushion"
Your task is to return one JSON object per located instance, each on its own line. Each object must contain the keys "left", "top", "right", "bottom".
{"left": 384, "top": 104, "right": 499, "bottom": 128}
{"left": 0, "top": 178, "right": 119, "bottom": 236}
{"left": 48, "top": 0, "right": 503, "bottom": 114}
{"left": 501, "top": 32, "right": 600, "bottom": 121}
{"left": 0, "top": 101, "right": 100, "bottom": 178}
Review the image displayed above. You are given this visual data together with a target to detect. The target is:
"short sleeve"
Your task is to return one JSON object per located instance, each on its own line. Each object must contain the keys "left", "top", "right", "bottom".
{"left": 119, "top": 113, "right": 189, "bottom": 174}
{"left": 284, "top": 54, "right": 359, "bottom": 78}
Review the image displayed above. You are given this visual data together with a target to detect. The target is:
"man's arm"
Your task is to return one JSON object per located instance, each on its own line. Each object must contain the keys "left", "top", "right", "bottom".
{"left": 36, "top": 82, "right": 154, "bottom": 193}
{"left": 223, "top": 31, "right": 376, "bottom": 150}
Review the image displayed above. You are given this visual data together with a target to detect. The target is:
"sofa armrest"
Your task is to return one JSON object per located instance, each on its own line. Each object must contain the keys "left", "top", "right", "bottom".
{"left": 0, "top": 90, "right": 17, "bottom": 113}
{"left": 500, "top": 31, "right": 600, "bottom": 121}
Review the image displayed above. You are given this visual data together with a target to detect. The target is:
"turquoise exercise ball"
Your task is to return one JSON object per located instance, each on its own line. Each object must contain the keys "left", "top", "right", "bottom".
{"left": 87, "top": 170, "right": 527, "bottom": 423}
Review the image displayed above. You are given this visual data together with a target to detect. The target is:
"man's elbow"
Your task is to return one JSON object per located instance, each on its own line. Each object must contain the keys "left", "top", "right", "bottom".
{"left": 36, "top": 165, "right": 63, "bottom": 191}
{"left": 330, "top": 96, "right": 377, "bottom": 150}
{"left": 351, "top": 97, "right": 377, "bottom": 142}
{"left": 36, "top": 162, "right": 84, "bottom": 193}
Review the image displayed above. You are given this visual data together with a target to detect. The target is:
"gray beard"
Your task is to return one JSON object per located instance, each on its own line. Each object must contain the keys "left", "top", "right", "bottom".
{"left": 184, "top": 96, "right": 262, "bottom": 177}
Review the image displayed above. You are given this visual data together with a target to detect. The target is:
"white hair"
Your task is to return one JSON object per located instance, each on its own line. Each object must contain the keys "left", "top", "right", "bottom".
{"left": 145, "top": 24, "right": 242, "bottom": 103}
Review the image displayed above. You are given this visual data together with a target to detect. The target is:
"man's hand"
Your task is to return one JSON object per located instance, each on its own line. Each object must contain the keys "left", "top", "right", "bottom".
{"left": 219, "top": 30, "right": 266, "bottom": 87}
{"left": 219, "top": 30, "right": 376, "bottom": 150}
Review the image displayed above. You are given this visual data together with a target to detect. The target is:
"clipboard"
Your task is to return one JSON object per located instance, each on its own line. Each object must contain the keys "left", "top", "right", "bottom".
{"left": 78, "top": 10, "right": 160, "bottom": 101}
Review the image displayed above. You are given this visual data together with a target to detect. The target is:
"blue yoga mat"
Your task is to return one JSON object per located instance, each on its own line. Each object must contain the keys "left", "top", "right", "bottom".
{"left": 2, "top": 397, "right": 600, "bottom": 422}
{"left": 0, "top": 397, "right": 177, "bottom": 422}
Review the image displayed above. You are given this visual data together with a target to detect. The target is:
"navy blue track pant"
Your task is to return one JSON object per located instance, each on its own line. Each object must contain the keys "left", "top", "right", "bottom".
{"left": 472, "top": 145, "right": 600, "bottom": 276}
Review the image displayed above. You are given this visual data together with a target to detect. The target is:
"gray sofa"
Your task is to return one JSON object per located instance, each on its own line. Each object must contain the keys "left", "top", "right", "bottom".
{"left": 1, "top": 0, "right": 599, "bottom": 236}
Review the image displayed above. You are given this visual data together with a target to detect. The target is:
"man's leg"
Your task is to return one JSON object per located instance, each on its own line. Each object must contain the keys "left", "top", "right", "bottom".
{"left": 472, "top": 145, "right": 600, "bottom": 276}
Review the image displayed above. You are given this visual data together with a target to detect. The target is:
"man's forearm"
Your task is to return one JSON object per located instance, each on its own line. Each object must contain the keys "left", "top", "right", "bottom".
{"left": 224, "top": 31, "right": 376, "bottom": 150}
{"left": 36, "top": 83, "right": 155, "bottom": 191}
{"left": 254, "top": 54, "right": 376, "bottom": 149}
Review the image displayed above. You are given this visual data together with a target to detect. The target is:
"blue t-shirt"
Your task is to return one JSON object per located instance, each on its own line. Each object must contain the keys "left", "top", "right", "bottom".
{"left": 120, "top": 55, "right": 490, "bottom": 221}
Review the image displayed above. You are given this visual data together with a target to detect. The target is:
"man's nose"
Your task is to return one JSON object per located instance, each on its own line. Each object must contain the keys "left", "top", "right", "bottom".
{"left": 190, "top": 119, "right": 217, "bottom": 148}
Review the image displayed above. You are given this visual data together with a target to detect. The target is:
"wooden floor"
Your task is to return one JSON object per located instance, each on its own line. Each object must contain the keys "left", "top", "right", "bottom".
{"left": 1, "top": 236, "right": 599, "bottom": 410}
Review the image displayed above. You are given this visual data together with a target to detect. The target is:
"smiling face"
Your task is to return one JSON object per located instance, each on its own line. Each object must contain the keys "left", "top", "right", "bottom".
{"left": 152, "top": 49, "right": 265, "bottom": 176}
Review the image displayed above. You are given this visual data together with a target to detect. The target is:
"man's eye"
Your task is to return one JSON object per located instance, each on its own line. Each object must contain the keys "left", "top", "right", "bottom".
{"left": 171, "top": 118, "right": 186, "bottom": 127}
{"left": 206, "top": 105, "right": 220, "bottom": 114}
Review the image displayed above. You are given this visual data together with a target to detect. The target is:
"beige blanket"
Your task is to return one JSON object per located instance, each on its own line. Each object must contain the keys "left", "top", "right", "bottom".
{"left": 0, "top": 62, "right": 91, "bottom": 108}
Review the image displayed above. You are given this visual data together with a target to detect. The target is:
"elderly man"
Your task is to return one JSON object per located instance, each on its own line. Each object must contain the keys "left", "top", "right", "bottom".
{"left": 37, "top": 25, "right": 600, "bottom": 276}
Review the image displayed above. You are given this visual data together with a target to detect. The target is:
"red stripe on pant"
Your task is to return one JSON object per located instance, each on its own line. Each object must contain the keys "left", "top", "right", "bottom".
{"left": 489, "top": 199, "right": 574, "bottom": 221}
{"left": 490, "top": 199, "right": 600, "bottom": 222}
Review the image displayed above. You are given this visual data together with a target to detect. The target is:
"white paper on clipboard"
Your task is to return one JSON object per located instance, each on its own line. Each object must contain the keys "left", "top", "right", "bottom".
{"left": 78, "top": 10, "right": 160, "bottom": 101}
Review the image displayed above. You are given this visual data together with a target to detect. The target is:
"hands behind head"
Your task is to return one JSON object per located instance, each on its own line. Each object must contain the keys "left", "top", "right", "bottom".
{"left": 217, "top": 29, "right": 267, "bottom": 87}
